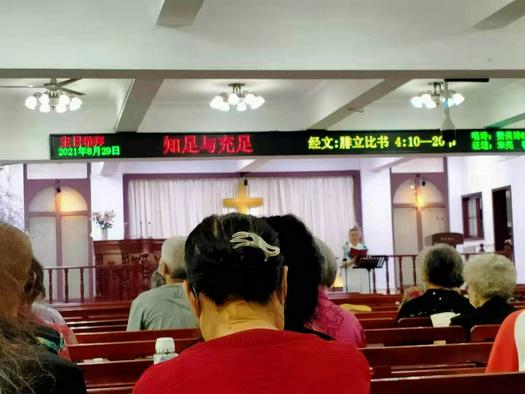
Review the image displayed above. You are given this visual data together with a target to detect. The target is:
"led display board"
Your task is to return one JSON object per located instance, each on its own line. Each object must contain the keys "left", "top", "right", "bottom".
{"left": 49, "top": 129, "right": 525, "bottom": 160}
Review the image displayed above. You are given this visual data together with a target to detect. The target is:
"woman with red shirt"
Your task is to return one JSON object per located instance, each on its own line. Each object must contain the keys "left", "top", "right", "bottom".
{"left": 133, "top": 213, "right": 370, "bottom": 394}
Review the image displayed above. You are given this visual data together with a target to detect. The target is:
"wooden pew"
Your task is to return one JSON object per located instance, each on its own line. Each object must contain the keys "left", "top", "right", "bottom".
{"left": 87, "top": 386, "right": 134, "bottom": 394}
{"left": 397, "top": 317, "right": 432, "bottom": 327}
{"left": 355, "top": 311, "right": 398, "bottom": 319}
{"left": 68, "top": 319, "right": 129, "bottom": 328}
{"left": 361, "top": 342, "right": 493, "bottom": 378}
{"left": 75, "top": 328, "right": 201, "bottom": 344}
{"left": 70, "top": 338, "right": 197, "bottom": 362}
{"left": 365, "top": 326, "right": 466, "bottom": 346}
{"left": 56, "top": 302, "right": 131, "bottom": 319}
{"left": 359, "top": 318, "right": 396, "bottom": 329}
{"left": 80, "top": 359, "right": 150, "bottom": 387}
{"left": 470, "top": 324, "right": 500, "bottom": 342}
{"left": 72, "top": 325, "right": 128, "bottom": 334}
{"left": 371, "top": 372, "right": 525, "bottom": 394}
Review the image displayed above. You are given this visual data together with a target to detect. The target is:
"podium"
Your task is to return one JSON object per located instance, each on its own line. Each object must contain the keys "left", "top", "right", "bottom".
{"left": 93, "top": 239, "right": 164, "bottom": 301}
{"left": 352, "top": 255, "right": 387, "bottom": 294}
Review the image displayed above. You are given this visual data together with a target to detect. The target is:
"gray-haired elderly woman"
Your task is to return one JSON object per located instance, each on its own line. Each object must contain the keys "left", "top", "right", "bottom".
{"left": 305, "top": 238, "right": 366, "bottom": 347}
{"left": 450, "top": 254, "right": 517, "bottom": 330}
{"left": 397, "top": 244, "right": 474, "bottom": 320}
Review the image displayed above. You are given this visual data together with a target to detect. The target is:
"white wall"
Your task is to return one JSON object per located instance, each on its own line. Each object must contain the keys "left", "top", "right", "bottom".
{"left": 359, "top": 159, "right": 395, "bottom": 292}
{"left": 90, "top": 168, "right": 125, "bottom": 241}
{"left": 448, "top": 155, "right": 525, "bottom": 282}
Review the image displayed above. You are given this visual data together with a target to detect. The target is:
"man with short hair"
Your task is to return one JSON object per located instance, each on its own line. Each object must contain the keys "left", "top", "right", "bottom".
{"left": 127, "top": 237, "right": 197, "bottom": 331}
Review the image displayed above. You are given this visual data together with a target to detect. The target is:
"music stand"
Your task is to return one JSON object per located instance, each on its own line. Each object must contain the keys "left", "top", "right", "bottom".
{"left": 353, "top": 255, "right": 387, "bottom": 293}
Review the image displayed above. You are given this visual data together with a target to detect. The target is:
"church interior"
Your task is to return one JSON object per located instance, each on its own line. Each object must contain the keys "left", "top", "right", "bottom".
{"left": 1, "top": 1, "right": 525, "bottom": 393}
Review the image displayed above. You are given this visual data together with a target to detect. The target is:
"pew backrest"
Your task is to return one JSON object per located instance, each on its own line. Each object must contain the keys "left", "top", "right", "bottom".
{"left": 75, "top": 328, "right": 201, "bottom": 344}
{"left": 371, "top": 372, "right": 525, "bottom": 394}
{"left": 362, "top": 342, "right": 493, "bottom": 378}
{"left": 470, "top": 324, "right": 500, "bottom": 342}
{"left": 80, "top": 359, "right": 151, "bottom": 387}
{"left": 359, "top": 318, "right": 396, "bottom": 329}
{"left": 396, "top": 317, "right": 432, "bottom": 327}
{"left": 365, "top": 326, "right": 466, "bottom": 346}
{"left": 70, "top": 338, "right": 197, "bottom": 362}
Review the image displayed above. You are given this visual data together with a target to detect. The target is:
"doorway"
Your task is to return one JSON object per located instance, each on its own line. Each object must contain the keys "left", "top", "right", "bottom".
{"left": 492, "top": 186, "right": 513, "bottom": 252}
{"left": 392, "top": 174, "right": 448, "bottom": 288}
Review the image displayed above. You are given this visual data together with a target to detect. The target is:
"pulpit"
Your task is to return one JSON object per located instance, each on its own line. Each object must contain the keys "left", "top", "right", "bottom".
{"left": 93, "top": 239, "right": 164, "bottom": 301}
{"left": 425, "top": 232, "right": 464, "bottom": 248}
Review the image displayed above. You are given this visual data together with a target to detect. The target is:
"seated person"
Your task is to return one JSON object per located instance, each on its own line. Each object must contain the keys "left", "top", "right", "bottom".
{"left": 264, "top": 215, "right": 327, "bottom": 337}
{"left": 486, "top": 309, "right": 525, "bottom": 372}
{"left": 0, "top": 223, "right": 86, "bottom": 393}
{"left": 133, "top": 213, "right": 370, "bottom": 394}
{"left": 127, "top": 237, "right": 197, "bottom": 331}
{"left": 26, "top": 257, "right": 77, "bottom": 349}
{"left": 397, "top": 244, "right": 474, "bottom": 320}
{"left": 451, "top": 254, "right": 516, "bottom": 330}
{"left": 150, "top": 270, "right": 166, "bottom": 289}
{"left": 306, "top": 238, "right": 366, "bottom": 347}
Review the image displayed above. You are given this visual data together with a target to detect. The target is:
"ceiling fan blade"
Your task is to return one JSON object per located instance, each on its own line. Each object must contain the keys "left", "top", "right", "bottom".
{"left": 56, "top": 78, "right": 81, "bottom": 87}
{"left": 475, "top": 0, "right": 525, "bottom": 30}
{"left": 60, "top": 87, "right": 85, "bottom": 96}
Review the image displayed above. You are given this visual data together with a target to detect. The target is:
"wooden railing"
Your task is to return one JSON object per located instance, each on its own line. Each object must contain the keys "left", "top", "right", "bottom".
{"left": 43, "top": 251, "right": 510, "bottom": 303}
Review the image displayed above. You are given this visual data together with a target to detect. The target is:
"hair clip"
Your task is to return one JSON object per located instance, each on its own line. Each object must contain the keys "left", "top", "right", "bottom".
{"left": 230, "top": 231, "right": 280, "bottom": 261}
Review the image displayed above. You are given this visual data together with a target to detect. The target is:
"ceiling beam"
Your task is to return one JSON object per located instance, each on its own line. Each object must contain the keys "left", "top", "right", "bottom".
{"left": 114, "top": 78, "right": 164, "bottom": 132}
{"left": 310, "top": 78, "right": 410, "bottom": 129}
{"left": 475, "top": 0, "right": 525, "bottom": 30}
{"left": 100, "top": 161, "right": 121, "bottom": 176}
{"left": 372, "top": 157, "right": 412, "bottom": 172}
{"left": 237, "top": 159, "right": 270, "bottom": 173}
{"left": 157, "top": 0, "right": 204, "bottom": 27}
{"left": 0, "top": 69, "right": 522, "bottom": 80}
{"left": 487, "top": 112, "right": 525, "bottom": 128}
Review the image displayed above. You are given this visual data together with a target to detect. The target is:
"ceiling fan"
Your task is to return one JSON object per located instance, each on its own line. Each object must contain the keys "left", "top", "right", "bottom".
{"left": 0, "top": 78, "right": 85, "bottom": 113}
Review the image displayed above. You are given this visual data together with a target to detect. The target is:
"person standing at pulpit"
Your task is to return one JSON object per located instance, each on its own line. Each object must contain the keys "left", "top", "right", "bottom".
{"left": 127, "top": 237, "right": 197, "bottom": 331}
{"left": 341, "top": 226, "right": 369, "bottom": 292}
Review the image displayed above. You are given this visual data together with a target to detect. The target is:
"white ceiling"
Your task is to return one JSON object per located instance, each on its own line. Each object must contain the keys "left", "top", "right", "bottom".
{"left": 0, "top": 1, "right": 525, "bottom": 161}
{"left": 155, "top": 79, "right": 327, "bottom": 102}
{"left": 0, "top": 0, "right": 524, "bottom": 72}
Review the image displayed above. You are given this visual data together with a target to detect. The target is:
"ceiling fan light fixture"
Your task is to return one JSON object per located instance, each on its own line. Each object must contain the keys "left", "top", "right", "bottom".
{"left": 39, "top": 103, "right": 51, "bottom": 113}
{"left": 59, "top": 93, "right": 71, "bottom": 106}
{"left": 211, "top": 83, "right": 265, "bottom": 112}
{"left": 39, "top": 93, "right": 50, "bottom": 105}
{"left": 55, "top": 104, "right": 67, "bottom": 114}
{"left": 24, "top": 95, "right": 38, "bottom": 110}
{"left": 69, "top": 96, "right": 82, "bottom": 111}
{"left": 410, "top": 82, "right": 465, "bottom": 110}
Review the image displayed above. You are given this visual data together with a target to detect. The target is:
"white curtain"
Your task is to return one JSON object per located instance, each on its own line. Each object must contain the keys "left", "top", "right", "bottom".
{"left": 247, "top": 176, "right": 355, "bottom": 256}
{"left": 128, "top": 178, "right": 237, "bottom": 238}
{"left": 128, "top": 175, "right": 356, "bottom": 257}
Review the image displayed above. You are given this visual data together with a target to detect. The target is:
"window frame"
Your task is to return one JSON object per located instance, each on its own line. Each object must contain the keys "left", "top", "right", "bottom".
{"left": 462, "top": 192, "right": 484, "bottom": 240}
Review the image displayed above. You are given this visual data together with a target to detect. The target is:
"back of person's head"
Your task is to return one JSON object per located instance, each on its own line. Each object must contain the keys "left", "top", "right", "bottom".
{"left": 264, "top": 215, "right": 321, "bottom": 331}
{"left": 160, "top": 236, "right": 187, "bottom": 280}
{"left": 185, "top": 213, "right": 284, "bottom": 306}
{"left": 0, "top": 223, "right": 33, "bottom": 318}
{"left": 150, "top": 271, "right": 166, "bottom": 289}
{"left": 464, "top": 254, "right": 516, "bottom": 300}
{"left": 0, "top": 225, "right": 48, "bottom": 393}
{"left": 24, "top": 258, "right": 45, "bottom": 306}
{"left": 316, "top": 238, "right": 337, "bottom": 287}
{"left": 420, "top": 244, "right": 464, "bottom": 289}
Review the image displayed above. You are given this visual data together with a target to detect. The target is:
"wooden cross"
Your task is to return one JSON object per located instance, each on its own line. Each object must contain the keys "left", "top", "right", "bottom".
{"left": 223, "top": 179, "right": 263, "bottom": 214}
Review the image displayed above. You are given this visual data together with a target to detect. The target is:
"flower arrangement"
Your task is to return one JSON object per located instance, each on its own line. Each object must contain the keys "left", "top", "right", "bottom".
{"left": 92, "top": 210, "right": 116, "bottom": 230}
